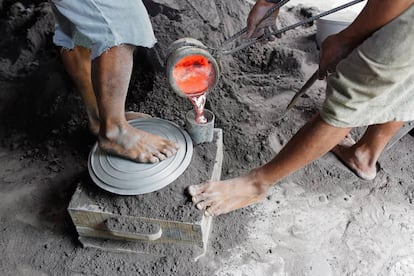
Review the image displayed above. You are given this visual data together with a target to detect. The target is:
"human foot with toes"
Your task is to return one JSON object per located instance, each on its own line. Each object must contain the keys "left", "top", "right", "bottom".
{"left": 99, "top": 122, "right": 179, "bottom": 163}
{"left": 88, "top": 111, "right": 152, "bottom": 136}
{"left": 188, "top": 171, "right": 269, "bottom": 216}
{"left": 331, "top": 134, "right": 379, "bottom": 180}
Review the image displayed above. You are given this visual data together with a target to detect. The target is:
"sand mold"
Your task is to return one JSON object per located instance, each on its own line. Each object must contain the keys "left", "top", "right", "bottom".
{"left": 80, "top": 139, "right": 216, "bottom": 222}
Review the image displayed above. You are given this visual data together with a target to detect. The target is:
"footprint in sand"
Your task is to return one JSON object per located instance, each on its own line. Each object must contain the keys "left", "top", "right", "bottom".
{"left": 386, "top": 255, "right": 414, "bottom": 276}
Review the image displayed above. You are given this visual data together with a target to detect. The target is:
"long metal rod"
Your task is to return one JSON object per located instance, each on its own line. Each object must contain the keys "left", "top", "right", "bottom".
{"left": 274, "top": 69, "right": 319, "bottom": 121}
{"left": 218, "top": 0, "right": 291, "bottom": 48}
{"left": 285, "top": 70, "right": 319, "bottom": 111}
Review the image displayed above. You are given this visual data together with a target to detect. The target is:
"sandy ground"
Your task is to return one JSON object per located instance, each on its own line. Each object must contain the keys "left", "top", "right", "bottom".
{"left": 1, "top": 0, "right": 414, "bottom": 275}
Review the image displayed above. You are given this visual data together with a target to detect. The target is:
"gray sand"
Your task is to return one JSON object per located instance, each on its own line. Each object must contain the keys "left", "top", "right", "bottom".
{"left": 1, "top": 1, "right": 414, "bottom": 275}
{"left": 86, "top": 141, "right": 216, "bottom": 222}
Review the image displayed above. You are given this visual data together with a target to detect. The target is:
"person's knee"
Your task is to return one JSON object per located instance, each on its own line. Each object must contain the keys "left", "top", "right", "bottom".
{"left": 93, "top": 44, "right": 136, "bottom": 60}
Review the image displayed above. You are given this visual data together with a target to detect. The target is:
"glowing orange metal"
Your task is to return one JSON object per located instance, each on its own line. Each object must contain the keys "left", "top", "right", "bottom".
{"left": 172, "top": 55, "right": 214, "bottom": 96}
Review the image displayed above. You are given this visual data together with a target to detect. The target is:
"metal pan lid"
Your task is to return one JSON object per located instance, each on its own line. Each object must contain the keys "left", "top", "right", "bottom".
{"left": 88, "top": 118, "right": 193, "bottom": 195}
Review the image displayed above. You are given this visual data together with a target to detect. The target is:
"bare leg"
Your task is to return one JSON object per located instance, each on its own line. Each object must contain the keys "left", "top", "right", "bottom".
{"left": 92, "top": 44, "right": 178, "bottom": 163}
{"left": 331, "top": 121, "right": 404, "bottom": 180}
{"left": 60, "top": 46, "right": 151, "bottom": 135}
{"left": 60, "top": 46, "right": 100, "bottom": 134}
{"left": 189, "top": 115, "right": 351, "bottom": 216}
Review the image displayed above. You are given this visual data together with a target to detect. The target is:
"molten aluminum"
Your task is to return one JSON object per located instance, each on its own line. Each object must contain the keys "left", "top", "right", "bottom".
{"left": 189, "top": 94, "right": 207, "bottom": 124}
{"left": 173, "top": 55, "right": 215, "bottom": 96}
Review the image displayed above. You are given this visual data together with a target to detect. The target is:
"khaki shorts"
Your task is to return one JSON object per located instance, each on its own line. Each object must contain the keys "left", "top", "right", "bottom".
{"left": 320, "top": 4, "right": 414, "bottom": 128}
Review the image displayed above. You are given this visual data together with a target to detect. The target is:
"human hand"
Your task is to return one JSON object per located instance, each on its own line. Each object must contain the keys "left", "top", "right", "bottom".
{"left": 246, "top": 0, "right": 280, "bottom": 40}
{"left": 317, "top": 33, "right": 358, "bottom": 79}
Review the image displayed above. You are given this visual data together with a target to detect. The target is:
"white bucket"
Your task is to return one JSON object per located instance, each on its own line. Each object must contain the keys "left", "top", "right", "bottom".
{"left": 316, "top": 11, "right": 358, "bottom": 47}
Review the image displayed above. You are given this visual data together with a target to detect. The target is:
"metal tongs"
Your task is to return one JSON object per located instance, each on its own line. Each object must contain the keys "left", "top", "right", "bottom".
{"left": 211, "top": 0, "right": 364, "bottom": 120}
{"left": 212, "top": 0, "right": 365, "bottom": 57}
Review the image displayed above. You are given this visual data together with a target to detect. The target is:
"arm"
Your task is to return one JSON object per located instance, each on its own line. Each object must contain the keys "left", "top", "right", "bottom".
{"left": 246, "top": 0, "right": 280, "bottom": 38}
{"left": 340, "top": 0, "right": 414, "bottom": 47}
{"left": 318, "top": 0, "right": 414, "bottom": 79}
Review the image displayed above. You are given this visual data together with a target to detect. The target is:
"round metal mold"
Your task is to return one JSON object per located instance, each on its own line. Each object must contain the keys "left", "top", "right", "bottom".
{"left": 166, "top": 37, "right": 208, "bottom": 58}
{"left": 88, "top": 118, "right": 193, "bottom": 195}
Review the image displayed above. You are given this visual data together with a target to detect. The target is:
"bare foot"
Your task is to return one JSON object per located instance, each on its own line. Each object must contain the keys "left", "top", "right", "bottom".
{"left": 331, "top": 134, "right": 377, "bottom": 180}
{"left": 88, "top": 111, "right": 152, "bottom": 136}
{"left": 99, "top": 122, "right": 179, "bottom": 163}
{"left": 188, "top": 171, "right": 268, "bottom": 216}
{"left": 88, "top": 119, "right": 100, "bottom": 136}
{"left": 125, "top": 111, "right": 152, "bottom": 121}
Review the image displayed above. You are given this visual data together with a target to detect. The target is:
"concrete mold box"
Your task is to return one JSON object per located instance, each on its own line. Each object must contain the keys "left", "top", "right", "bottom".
{"left": 68, "top": 129, "right": 223, "bottom": 259}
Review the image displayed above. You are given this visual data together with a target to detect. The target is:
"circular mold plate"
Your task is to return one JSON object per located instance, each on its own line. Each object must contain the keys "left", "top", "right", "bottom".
{"left": 88, "top": 118, "right": 193, "bottom": 195}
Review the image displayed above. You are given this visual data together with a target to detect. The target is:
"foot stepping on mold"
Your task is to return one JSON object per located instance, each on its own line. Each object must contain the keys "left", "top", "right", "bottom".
{"left": 68, "top": 124, "right": 223, "bottom": 260}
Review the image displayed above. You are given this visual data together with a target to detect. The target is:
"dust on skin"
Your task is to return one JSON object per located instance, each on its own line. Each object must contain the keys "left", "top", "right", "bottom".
{"left": 189, "top": 118, "right": 406, "bottom": 216}
{"left": 99, "top": 122, "right": 179, "bottom": 163}
{"left": 188, "top": 169, "right": 268, "bottom": 216}
{"left": 60, "top": 44, "right": 180, "bottom": 164}
{"left": 331, "top": 134, "right": 378, "bottom": 181}
{"left": 88, "top": 111, "right": 151, "bottom": 136}
{"left": 59, "top": 47, "right": 153, "bottom": 136}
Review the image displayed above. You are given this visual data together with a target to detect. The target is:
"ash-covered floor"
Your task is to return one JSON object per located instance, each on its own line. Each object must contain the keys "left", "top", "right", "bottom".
{"left": 1, "top": 1, "right": 414, "bottom": 275}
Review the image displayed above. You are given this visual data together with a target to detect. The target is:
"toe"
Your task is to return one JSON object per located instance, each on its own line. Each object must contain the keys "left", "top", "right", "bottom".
{"left": 125, "top": 111, "right": 152, "bottom": 120}
{"left": 196, "top": 199, "right": 214, "bottom": 210}
{"left": 149, "top": 155, "right": 160, "bottom": 163}
{"left": 137, "top": 152, "right": 159, "bottom": 163}
{"left": 159, "top": 141, "right": 178, "bottom": 157}
{"left": 161, "top": 148, "right": 174, "bottom": 158}
{"left": 188, "top": 183, "right": 208, "bottom": 196}
{"left": 206, "top": 204, "right": 221, "bottom": 217}
{"left": 170, "top": 141, "right": 180, "bottom": 150}
{"left": 192, "top": 193, "right": 208, "bottom": 204}
{"left": 155, "top": 151, "right": 167, "bottom": 161}
{"left": 169, "top": 144, "right": 179, "bottom": 154}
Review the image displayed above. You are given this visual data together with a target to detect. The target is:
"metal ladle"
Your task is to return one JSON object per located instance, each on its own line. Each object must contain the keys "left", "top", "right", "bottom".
{"left": 166, "top": 0, "right": 364, "bottom": 106}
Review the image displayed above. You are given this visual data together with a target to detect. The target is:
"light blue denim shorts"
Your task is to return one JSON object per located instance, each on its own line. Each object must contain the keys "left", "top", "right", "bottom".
{"left": 51, "top": 0, "right": 157, "bottom": 59}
